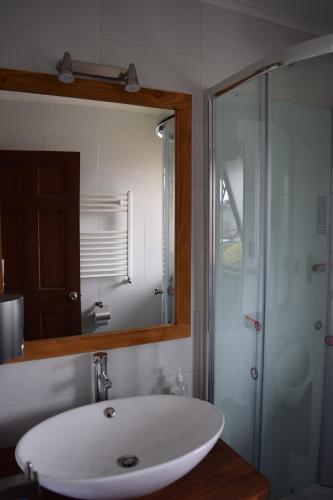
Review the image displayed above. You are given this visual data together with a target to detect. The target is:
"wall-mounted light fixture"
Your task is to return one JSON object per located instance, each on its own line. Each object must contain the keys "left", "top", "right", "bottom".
{"left": 57, "top": 52, "right": 140, "bottom": 92}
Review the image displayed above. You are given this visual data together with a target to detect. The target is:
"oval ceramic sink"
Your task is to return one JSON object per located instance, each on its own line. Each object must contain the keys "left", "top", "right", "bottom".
{"left": 15, "top": 395, "right": 224, "bottom": 499}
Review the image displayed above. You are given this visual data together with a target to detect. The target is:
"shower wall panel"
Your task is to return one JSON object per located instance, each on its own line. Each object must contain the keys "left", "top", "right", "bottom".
{"left": 260, "top": 99, "right": 331, "bottom": 498}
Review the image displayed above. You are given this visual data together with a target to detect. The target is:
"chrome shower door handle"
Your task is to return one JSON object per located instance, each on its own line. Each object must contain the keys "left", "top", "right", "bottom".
{"left": 154, "top": 288, "right": 164, "bottom": 295}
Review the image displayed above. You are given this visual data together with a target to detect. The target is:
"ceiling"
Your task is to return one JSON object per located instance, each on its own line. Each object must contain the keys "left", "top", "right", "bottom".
{"left": 200, "top": 0, "right": 333, "bottom": 35}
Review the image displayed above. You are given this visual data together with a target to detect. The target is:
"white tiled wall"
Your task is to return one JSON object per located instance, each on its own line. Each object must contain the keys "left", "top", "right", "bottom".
{"left": 78, "top": 106, "right": 165, "bottom": 332}
{"left": 0, "top": 0, "right": 312, "bottom": 448}
{"left": 0, "top": 96, "right": 165, "bottom": 332}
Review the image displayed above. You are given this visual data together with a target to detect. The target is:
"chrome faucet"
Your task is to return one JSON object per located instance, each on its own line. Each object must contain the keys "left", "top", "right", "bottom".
{"left": 93, "top": 352, "right": 112, "bottom": 402}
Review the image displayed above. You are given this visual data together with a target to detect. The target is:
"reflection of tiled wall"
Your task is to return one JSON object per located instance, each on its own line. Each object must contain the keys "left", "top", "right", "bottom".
{"left": 0, "top": 0, "right": 312, "bottom": 448}
{"left": 77, "top": 107, "right": 164, "bottom": 333}
{"left": 0, "top": 99, "right": 164, "bottom": 332}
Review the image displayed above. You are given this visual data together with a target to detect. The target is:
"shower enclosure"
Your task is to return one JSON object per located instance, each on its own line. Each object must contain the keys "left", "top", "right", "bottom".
{"left": 206, "top": 35, "right": 333, "bottom": 499}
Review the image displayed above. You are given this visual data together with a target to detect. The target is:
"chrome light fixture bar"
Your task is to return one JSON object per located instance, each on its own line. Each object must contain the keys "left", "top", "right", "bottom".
{"left": 57, "top": 52, "right": 140, "bottom": 92}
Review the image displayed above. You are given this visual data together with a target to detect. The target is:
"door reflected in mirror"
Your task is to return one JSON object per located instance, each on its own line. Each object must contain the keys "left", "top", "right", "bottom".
{"left": 0, "top": 90, "right": 175, "bottom": 339}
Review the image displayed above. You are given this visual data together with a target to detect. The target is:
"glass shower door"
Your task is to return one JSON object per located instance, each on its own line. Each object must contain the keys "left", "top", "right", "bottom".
{"left": 260, "top": 64, "right": 331, "bottom": 498}
{"left": 209, "top": 42, "right": 333, "bottom": 500}
{"left": 212, "top": 76, "right": 266, "bottom": 464}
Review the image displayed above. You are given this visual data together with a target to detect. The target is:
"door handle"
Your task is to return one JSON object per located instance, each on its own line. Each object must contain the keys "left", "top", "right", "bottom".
{"left": 245, "top": 315, "right": 261, "bottom": 332}
{"left": 312, "top": 263, "right": 327, "bottom": 273}
{"left": 68, "top": 291, "right": 79, "bottom": 301}
{"left": 154, "top": 288, "right": 164, "bottom": 295}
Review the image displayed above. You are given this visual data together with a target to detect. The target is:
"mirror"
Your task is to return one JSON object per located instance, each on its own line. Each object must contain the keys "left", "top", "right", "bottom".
{"left": 0, "top": 68, "right": 191, "bottom": 361}
{"left": 0, "top": 90, "right": 175, "bottom": 337}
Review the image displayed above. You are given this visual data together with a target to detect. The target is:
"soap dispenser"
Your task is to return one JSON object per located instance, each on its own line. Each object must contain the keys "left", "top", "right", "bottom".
{"left": 170, "top": 368, "right": 187, "bottom": 396}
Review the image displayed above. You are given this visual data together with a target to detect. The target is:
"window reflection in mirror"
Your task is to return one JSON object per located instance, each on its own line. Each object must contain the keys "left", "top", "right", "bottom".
{"left": 0, "top": 90, "right": 175, "bottom": 339}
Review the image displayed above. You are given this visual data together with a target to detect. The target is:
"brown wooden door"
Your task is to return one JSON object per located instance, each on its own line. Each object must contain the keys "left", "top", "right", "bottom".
{"left": 0, "top": 151, "right": 81, "bottom": 340}
{"left": 0, "top": 206, "right": 3, "bottom": 294}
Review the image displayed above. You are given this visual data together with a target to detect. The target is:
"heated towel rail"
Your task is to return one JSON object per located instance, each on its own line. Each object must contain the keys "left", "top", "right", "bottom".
{"left": 80, "top": 191, "right": 132, "bottom": 282}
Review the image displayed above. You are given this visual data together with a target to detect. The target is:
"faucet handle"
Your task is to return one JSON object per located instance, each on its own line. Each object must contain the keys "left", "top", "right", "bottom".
{"left": 93, "top": 352, "right": 107, "bottom": 364}
{"left": 99, "top": 374, "right": 112, "bottom": 390}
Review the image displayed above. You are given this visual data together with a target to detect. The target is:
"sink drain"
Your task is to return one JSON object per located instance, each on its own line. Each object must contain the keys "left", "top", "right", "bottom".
{"left": 103, "top": 407, "right": 116, "bottom": 418}
{"left": 117, "top": 455, "right": 139, "bottom": 468}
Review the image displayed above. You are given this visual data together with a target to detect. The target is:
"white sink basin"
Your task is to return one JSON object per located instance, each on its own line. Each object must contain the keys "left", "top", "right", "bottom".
{"left": 15, "top": 395, "right": 224, "bottom": 499}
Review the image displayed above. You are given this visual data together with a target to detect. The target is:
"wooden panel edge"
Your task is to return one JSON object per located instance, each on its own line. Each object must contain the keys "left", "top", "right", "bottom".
{"left": 0, "top": 68, "right": 192, "bottom": 110}
{"left": 175, "top": 107, "right": 191, "bottom": 325}
{"left": 9, "top": 324, "right": 191, "bottom": 362}
{"left": 0, "top": 205, "right": 3, "bottom": 294}
{"left": 0, "top": 67, "right": 192, "bottom": 362}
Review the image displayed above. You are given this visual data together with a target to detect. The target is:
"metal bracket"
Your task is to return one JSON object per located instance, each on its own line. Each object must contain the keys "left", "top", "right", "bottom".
{"left": 250, "top": 367, "right": 259, "bottom": 380}
{"left": 325, "top": 336, "right": 333, "bottom": 346}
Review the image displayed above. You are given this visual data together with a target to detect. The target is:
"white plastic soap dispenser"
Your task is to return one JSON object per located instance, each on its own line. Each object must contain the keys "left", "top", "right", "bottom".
{"left": 170, "top": 368, "right": 187, "bottom": 396}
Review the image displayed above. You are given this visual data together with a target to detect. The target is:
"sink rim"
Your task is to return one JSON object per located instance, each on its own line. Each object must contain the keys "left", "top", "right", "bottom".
{"left": 17, "top": 437, "right": 222, "bottom": 485}
{"left": 15, "top": 395, "right": 224, "bottom": 485}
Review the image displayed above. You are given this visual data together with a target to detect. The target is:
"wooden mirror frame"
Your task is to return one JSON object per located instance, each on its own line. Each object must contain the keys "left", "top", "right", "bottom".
{"left": 0, "top": 68, "right": 191, "bottom": 362}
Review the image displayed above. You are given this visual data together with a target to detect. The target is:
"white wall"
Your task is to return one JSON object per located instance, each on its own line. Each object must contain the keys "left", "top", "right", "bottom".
{"left": 0, "top": 0, "right": 312, "bottom": 448}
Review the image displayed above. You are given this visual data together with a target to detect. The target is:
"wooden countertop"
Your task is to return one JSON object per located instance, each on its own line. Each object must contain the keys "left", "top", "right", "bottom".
{"left": 0, "top": 439, "right": 270, "bottom": 499}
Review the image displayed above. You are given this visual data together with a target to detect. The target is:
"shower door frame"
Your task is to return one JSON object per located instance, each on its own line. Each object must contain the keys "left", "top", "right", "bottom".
{"left": 206, "top": 74, "right": 268, "bottom": 467}
{"left": 204, "top": 33, "right": 333, "bottom": 469}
